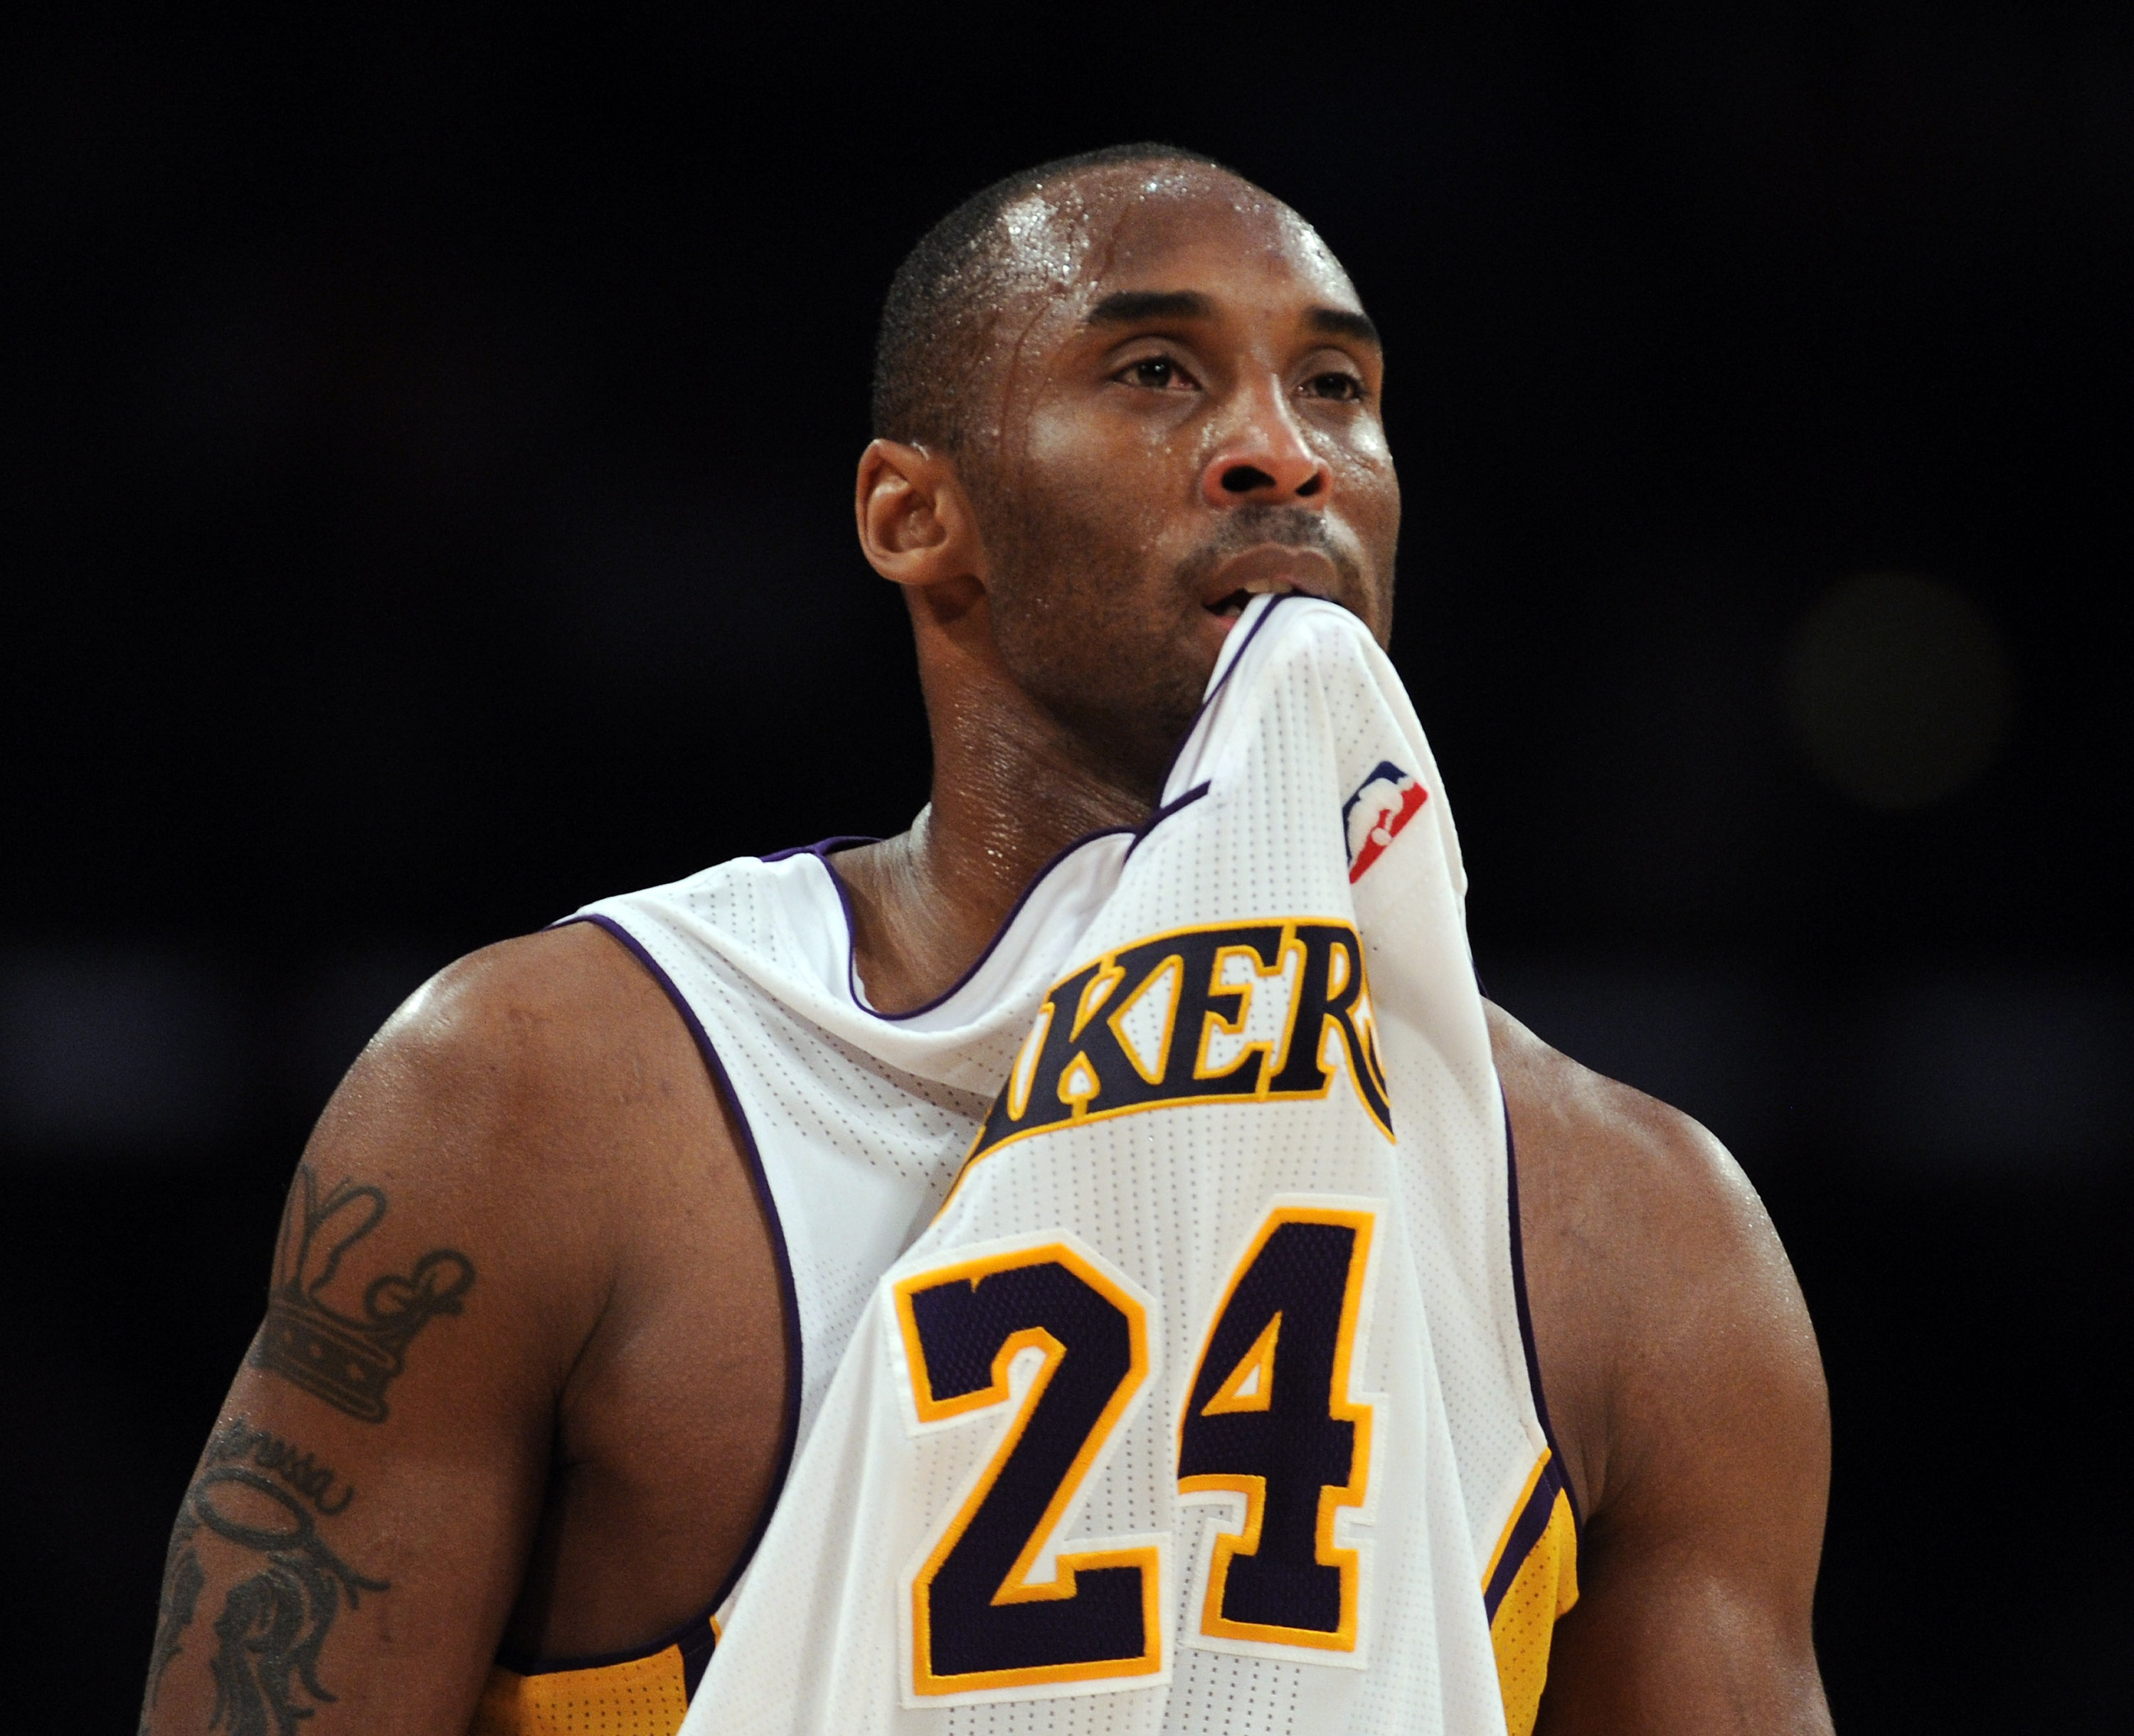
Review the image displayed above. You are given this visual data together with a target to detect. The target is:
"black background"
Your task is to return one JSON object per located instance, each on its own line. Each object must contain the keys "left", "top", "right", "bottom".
{"left": 5, "top": 7, "right": 2128, "bottom": 1727}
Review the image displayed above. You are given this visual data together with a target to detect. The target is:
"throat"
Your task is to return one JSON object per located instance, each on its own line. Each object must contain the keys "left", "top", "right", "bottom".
{"left": 846, "top": 612, "right": 1195, "bottom": 1013}
{"left": 836, "top": 758, "right": 1158, "bottom": 1016}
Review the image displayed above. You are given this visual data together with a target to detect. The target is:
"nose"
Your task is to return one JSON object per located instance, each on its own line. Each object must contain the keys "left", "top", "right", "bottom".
{"left": 1199, "top": 383, "right": 1331, "bottom": 508}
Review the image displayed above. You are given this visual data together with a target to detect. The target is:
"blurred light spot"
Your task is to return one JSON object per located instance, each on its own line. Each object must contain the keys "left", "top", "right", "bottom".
{"left": 1864, "top": 976, "right": 2131, "bottom": 1171}
{"left": 1486, "top": 962, "right": 1780, "bottom": 1147}
{"left": 294, "top": 948, "right": 440, "bottom": 1115}
{"left": 0, "top": 953, "right": 246, "bottom": 1149}
{"left": 1781, "top": 571, "right": 2011, "bottom": 810}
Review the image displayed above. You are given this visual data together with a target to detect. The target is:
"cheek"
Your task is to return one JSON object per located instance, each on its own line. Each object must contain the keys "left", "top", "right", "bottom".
{"left": 1339, "top": 420, "right": 1396, "bottom": 485}
{"left": 1019, "top": 401, "right": 1190, "bottom": 531}
{"left": 1016, "top": 400, "right": 1105, "bottom": 489}
{"left": 1337, "top": 436, "right": 1400, "bottom": 538}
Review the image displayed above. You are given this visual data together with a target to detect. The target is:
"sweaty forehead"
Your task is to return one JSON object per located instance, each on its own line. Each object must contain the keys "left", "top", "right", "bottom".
{"left": 999, "top": 164, "right": 1358, "bottom": 318}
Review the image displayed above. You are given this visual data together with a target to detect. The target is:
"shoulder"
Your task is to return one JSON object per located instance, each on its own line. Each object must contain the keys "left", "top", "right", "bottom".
{"left": 298, "top": 920, "right": 736, "bottom": 1381}
{"left": 321, "top": 920, "right": 715, "bottom": 1167}
{"left": 338, "top": 920, "right": 671, "bottom": 1102}
{"left": 1486, "top": 1001, "right": 1826, "bottom": 1530}
{"left": 1487, "top": 998, "right": 1784, "bottom": 1292}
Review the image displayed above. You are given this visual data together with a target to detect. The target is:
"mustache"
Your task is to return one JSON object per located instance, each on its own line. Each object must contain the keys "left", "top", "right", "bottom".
{"left": 1170, "top": 506, "right": 1361, "bottom": 594}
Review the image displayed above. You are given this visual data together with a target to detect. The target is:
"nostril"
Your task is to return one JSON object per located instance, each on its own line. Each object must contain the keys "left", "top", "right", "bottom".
{"left": 1221, "top": 464, "right": 1276, "bottom": 494}
{"left": 1296, "top": 474, "right": 1324, "bottom": 497}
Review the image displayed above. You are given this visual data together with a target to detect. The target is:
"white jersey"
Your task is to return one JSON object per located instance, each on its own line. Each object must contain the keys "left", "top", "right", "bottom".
{"left": 572, "top": 596, "right": 1578, "bottom": 1736}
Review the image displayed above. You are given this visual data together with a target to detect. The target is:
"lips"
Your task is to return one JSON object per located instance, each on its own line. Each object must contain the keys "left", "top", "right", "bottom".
{"left": 1201, "top": 544, "right": 1342, "bottom": 619}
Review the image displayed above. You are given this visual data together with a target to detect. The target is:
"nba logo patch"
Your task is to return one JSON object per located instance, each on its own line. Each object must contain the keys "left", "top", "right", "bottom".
{"left": 1341, "top": 761, "right": 1428, "bottom": 884}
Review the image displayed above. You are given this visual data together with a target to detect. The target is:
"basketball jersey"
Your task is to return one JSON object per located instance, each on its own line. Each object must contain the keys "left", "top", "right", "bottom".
{"left": 469, "top": 596, "right": 1577, "bottom": 1736}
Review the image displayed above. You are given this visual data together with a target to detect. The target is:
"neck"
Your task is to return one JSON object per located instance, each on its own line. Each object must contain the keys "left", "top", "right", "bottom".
{"left": 834, "top": 588, "right": 1169, "bottom": 1013}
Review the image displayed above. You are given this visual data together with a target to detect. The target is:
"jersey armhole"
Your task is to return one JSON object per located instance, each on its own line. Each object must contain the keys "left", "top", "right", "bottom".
{"left": 489, "top": 1597, "right": 721, "bottom": 1696}
{"left": 547, "top": 912, "right": 805, "bottom": 1630}
{"left": 1503, "top": 1095, "right": 1582, "bottom": 1539}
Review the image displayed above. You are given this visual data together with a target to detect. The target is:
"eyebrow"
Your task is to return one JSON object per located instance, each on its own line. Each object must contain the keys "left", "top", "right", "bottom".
{"left": 1307, "top": 306, "right": 1382, "bottom": 351}
{"left": 1084, "top": 290, "right": 1382, "bottom": 352}
{"left": 1085, "top": 289, "right": 1216, "bottom": 326}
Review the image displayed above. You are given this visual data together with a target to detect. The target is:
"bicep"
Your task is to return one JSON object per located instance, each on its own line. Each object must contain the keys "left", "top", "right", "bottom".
{"left": 1536, "top": 1517, "right": 1830, "bottom": 1734}
{"left": 1534, "top": 1109, "right": 1833, "bottom": 1735}
{"left": 142, "top": 1360, "right": 548, "bottom": 1734}
{"left": 142, "top": 964, "right": 600, "bottom": 1734}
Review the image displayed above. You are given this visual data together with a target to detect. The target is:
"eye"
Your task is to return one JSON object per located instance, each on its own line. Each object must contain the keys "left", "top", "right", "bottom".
{"left": 1302, "top": 370, "right": 1366, "bottom": 403}
{"left": 1115, "top": 355, "right": 1200, "bottom": 392}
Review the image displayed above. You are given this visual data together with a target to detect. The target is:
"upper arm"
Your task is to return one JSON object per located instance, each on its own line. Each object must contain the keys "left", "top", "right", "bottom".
{"left": 141, "top": 927, "right": 631, "bottom": 1735}
{"left": 1495, "top": 1008, "right": 1833, "bottom": 1735}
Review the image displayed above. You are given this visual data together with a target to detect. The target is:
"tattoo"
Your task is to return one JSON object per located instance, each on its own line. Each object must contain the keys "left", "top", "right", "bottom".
{"left": 208, "top": 1415, "right": 355, "bottom": 1516}
{"left": 198, "top": 1468, "right": 388, "bottom": 1735}
{"left": 141, "top": 1441, "right": 388, "bottom": 1735}
{"left": 248, "top": 1161, "right": 475, "bottom": 1422}
{"left": 142, "top": 1529, "right": 206, "bottom": 1720}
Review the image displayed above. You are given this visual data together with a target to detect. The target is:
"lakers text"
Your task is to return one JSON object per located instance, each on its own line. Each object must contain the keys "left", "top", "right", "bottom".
{"left": 970, "top": 920, "right": 1393, "bottom": 1163}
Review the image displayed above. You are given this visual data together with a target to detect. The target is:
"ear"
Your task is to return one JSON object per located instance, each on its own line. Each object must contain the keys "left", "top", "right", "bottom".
{"left": 854, "top": 439, "right": 986, "bottom": 590}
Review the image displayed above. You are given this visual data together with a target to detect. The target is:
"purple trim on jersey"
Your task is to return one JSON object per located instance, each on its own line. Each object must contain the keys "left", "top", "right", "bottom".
{"left": 507, "top": 912, "right": 804, "bottom": 1683}
{"left": 492, "top": 1602, "right": 717, "bottom": 1684}
{"left": 677, "top": 1612, "right": 719, "bottom": 1700}
{"left": 759, "top": 834, "right": 877, "bottom": 863}
{"left": 808, "top": 779, "right": 1215, "bottom": 1021}
{"left": 1482, "top": 1453, "right": 1569, "bottom": 1621}
{"left": 1504, "top": 1097, "right": 1583, "bottom": 1535}
{"left": 813, "top": 824, "right": 1143, "bottom": 1021}
{"left": 1149, "top": 588, "right": 1291, "bottom": 796}
{"left": 758, "top": 597, "right": 1297, "bottom": 1023}
{"left": 1124, "top": 780, "right": 1212, "bottom": 856}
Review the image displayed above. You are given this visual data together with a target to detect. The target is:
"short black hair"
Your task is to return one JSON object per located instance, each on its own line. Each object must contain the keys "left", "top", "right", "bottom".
{"left": 870, "top": 143, "right": 1241, "bottom": 453}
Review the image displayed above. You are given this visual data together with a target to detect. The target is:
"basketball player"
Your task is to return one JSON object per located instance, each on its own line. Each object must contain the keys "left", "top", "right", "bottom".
{"left": 140, "top": 147, "right": 1831, "bottom": 1735}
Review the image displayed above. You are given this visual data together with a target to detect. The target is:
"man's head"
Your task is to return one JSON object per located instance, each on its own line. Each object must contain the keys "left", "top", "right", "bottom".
{"left": 856, "top": 145, "right": 1399, "bottom": 802}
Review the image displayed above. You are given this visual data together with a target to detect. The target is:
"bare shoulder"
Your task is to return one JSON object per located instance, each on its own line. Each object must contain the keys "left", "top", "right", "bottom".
{"left": 327, "top": 919, "right": 696, "bottom": 1159}
{"left": 244, "top": 920, "right": 718, "bottom": 1418}
{"left": 1488, "top": 995, "right": 1780, "bottom": 1269}
{"left": 1487, "top": 1001, "right": 1832, "bottom": 1732}
{"left": 305, "top": 916, "right": 743, "bottom": 1389}
{"left": 1487, "top": 999, "right": 1825, "bottom": 1520}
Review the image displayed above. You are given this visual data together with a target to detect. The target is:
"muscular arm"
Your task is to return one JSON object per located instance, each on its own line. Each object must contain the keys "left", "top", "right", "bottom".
{"left": 1490, "top": 1004, "right": 1833, "bottom": 1735}
{"left": 140, "top": 922, "right": 786, "bottom": 1733}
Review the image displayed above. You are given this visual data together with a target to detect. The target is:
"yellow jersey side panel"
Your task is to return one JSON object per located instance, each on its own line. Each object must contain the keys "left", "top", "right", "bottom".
{"left": 1488, "top": 1488, "right": 1581, "bottom": 1736}
{"left": 468, "top": 1646, "right": 691, "bottom": 1736}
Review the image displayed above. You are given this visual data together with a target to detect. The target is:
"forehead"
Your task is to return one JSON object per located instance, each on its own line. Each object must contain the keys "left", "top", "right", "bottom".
{"left": 1000, "top": 165, "right": 1359, "bottom": 318}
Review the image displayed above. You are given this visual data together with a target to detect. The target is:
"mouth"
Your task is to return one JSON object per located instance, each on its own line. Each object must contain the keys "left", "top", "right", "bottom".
{"left": 1200, "top": 544, "right": 1342, "bottom": 622}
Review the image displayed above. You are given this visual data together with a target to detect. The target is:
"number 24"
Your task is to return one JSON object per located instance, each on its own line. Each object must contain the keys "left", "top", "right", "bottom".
{"left": 893, "top": 1201, "right": 1379, "bottom": 1698}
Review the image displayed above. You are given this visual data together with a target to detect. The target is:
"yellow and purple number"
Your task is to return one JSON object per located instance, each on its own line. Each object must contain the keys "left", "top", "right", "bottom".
{"left": 895, "top": 1243, "right": 1162, "bottom": 1698}
{"left": 1179, "top": 1203, "right": 1378, "bottom": 1656}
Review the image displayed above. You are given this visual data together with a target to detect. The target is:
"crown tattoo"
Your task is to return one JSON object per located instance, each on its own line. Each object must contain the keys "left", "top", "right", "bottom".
{"left": 250, "top": 1163, "right": 476, "bottom": 1423}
